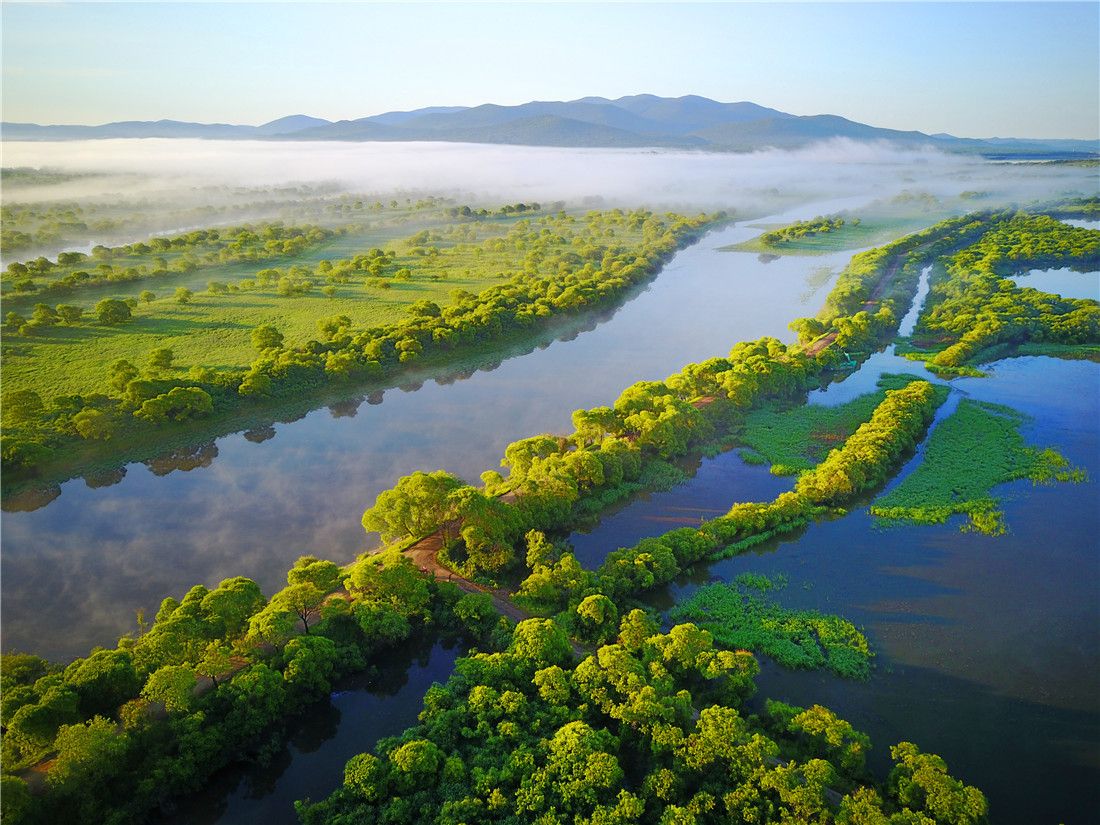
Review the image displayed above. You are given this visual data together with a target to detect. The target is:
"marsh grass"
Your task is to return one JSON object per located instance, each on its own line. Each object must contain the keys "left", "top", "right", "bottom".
{"left": 871, "top": 399, "right": 1086, "bottom": 534}
{"left": 669, "top": 575, "right": 873, "bottom": 679}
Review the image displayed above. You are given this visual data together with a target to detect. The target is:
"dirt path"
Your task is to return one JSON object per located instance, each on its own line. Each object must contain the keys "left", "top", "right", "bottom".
{"left": 405, "top": 524, "right": 532, "bottom": 625}
{"left": 805, "top": 242, "right": 927, "bottom": 358}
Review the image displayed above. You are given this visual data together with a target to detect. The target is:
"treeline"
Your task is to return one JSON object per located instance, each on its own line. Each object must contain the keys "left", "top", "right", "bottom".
{"left": 915, "top": 213, "right": 1100, "bottom": 368}
{"left": 1040, "top": 195, "right": 1100, "bottom": 220}
{"left": 358, "top": 214, "right": 971, "bottom": 588}
{"left": 512, "top": 380, "right": 943, "bottom": 622}
{"left": 0, "top": 214, "right": 989, "bottom": 824}
{"left": 0, "top": 550, "right": 504, "bottom": 825}
{"left": 2, "top": 222, "right": 337, "bottom": 298}
{"left": 1, "top": 211, "right": 722, "bottom": 481}
{"left": 760, "top": 214, "right": 848, "bottom": 246}
{"left": 297, "top": 616, "right": 986, "bottom": 825}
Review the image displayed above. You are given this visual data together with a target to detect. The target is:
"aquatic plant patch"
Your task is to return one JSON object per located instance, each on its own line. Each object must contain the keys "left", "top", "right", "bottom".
{"left": 669, "top": 576, "right": 873, "bottom": 679}
{"left": 871, "top": 399, "right": 1086, "bottom": 535}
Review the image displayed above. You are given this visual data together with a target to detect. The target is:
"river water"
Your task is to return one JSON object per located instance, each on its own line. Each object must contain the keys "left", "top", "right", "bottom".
{"left": 566, "top": 264, "right": 1100, "bottom": 823}
{"left": 1, "top": 197, "right": 866, "bottom": 662}
{"left": 4, "top": 197, "right": 1096, "bottom": 823}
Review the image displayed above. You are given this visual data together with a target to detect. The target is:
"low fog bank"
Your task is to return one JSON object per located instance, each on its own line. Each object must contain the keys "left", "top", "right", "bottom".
{"left": 2, "top": 137, "right": 1095, "bottom": 214}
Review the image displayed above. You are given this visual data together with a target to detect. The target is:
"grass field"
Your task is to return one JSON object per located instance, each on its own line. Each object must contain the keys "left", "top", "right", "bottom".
{"left": 0, "top": 211, "right": 572, "bottom": 400}
{"left": 723, "top": 214, "right": 948, "bottom": 256}
{"left": 669, "top": 574, "right": 873, "bottom": 679}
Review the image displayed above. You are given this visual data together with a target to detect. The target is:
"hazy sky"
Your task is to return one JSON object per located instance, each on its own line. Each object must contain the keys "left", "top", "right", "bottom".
{"left": 2, "top": 2, "right": 1097, "bottom": 139}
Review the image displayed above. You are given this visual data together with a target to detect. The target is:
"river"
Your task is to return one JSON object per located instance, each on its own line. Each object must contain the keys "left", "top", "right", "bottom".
{"left": 1, "top": 197, "right": 867, "bottom": 662}
{"left": 566, "top": 264, "right": 1100, "bottom": 823}
{"left": 4, "top": 197, "right": 1096, "bottom": 824}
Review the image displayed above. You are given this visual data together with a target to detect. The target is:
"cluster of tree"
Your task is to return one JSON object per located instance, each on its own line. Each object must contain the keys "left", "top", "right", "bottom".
{"left": 575, "top": 380, "right": 943, "bottom": 609}
{"left": 811, "top": 212, "right": 1002, "bottom": 329}
{"left": 2, "top": 223, "right": 337, "bottom": 297}
{"left": 917, "top": 214, "right": 1100, "bottom": 367}
{"left": 760, "top": 215, "right": 848, "bottom": 246}
{"left": 1039, "top": 195, "right": 1100, "bottom": 220}
{"left": 357, "top": 213, "right": 992, "bottom": 587}
{"left": 0, "top": 210, "right": 721, "bottom": 480}
{"left": 0, "top": 202, "right": 92, "bottom": 256}
{"left": 361, "top": 335, "right": 820, "bottom": 579}
{"left": 297, "top": 616, "right": 987, "bottom": 825}
{"left": 0, "top": 550, "right": 496, "bottom": 825}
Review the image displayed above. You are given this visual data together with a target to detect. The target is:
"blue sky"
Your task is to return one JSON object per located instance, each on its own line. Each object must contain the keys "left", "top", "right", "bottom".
{"left": 2, "top": 2, "right": 1097, "bottom": 139}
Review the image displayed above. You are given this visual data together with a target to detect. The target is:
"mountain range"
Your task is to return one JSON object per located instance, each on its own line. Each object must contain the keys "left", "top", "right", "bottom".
{"left": 3, "top": 94, "right": 1096, "bottom": 157}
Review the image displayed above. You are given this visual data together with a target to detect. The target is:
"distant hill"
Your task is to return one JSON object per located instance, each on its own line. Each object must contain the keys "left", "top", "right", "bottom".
{"left": 4, "top": 95, "right": 1096, "bottom": 157}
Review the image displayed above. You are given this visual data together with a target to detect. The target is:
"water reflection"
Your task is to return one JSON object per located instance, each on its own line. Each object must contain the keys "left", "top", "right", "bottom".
{"left": 1009, "top": 267, "right": 1099, "bottom": 301}
{"left": 3, "top": 209, "right": 861, "bottom": 661}
{"left": 157, "top": 637, "right": 464, "bottom": 825}
{"left": 584, "top": 355, "right": 1098, "bottom": 824}
{"left": 146, "top": 442, "right": 219, "bottom": 476}
{"left": 85, "top": 467, "right": 127, "bottom": 489}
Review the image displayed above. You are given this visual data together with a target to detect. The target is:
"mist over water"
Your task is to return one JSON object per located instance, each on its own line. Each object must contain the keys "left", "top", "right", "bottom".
{"left": 3, "top": 138, "right": 1094, "bottom": 211}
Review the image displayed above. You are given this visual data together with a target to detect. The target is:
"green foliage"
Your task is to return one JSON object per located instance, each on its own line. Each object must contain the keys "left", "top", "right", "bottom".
{"left": 916, "top": 214, "right": 1100, "bottom": 368}
{"left": 94, "top": 298, "right": 131, "bottom": 324}
{"left": 298, "top": 622, "right": 975, "bottom": 825}
{"left": 2, "top": 208, "right": 719, "bottom": 482}
{"left": 760, "top": 215, "right": 846, "bottom": 246}
{"left": 362, "top": 470, "right": 464, "bottom": 541}
{"left": 871, "top": 399, "right": 1085, "bottom": 534}
{"left": 889, "top": 742, "right": 988, "bottom": 824}
{"left": 794, "top": 381, "right": 946, "bottom": 506}
{"left": 670, "top": 577, "right": 873, "bottom": 679}
{"left": 132, "top": 386, "right": 213, "bottom": 424}
{"left": 141, "top": 664, "right": 197, "bottom": 713}
{"left": 740, "top": 374, "right": 923, "bottom": 475}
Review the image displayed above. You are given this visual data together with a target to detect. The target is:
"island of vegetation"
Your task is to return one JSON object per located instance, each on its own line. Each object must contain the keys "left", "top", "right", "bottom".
{"left": 871, "top": 399, "right": 1085, "bottom": 534}
{"left": 669, "top": 574, "right": 874, "bottom": 679}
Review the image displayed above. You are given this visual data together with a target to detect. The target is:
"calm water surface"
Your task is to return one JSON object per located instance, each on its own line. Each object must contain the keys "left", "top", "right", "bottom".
{"left": 6, "top": 200, "right": 1097, "bottom": 824}
{"left": 577, "top": 355, "right": 1099, "bottom": 824}
{"left": 1, "top": 198, "right": 863, "bottom": 661}
{"left": 157, "top": 638, "right": 464, "bottom": 825}
{"left": 1010, "top": 267, "right": 1100, "bottom": 301}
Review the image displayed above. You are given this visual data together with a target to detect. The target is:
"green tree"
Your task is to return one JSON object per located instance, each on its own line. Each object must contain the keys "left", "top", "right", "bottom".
{"left": 141, "top": 664, "right": 196, "bottom": 713}
{"left": 361, "top": 470, "right": 464, "bottom": 541}
{"left": 287, "top": 556, "right": 344, "bottom": 593}
{"left": 31, "top": 303, "right": 59, "bottom": 326}
{"left": 251, "top": 324, "right": 284, "bottom": 352}
{"left": 108, "top": 358, "right": 140, "bottom": 392}
{"left": 46, "top": 716, "right": 127, "bottom": 794}
{"left": 174, "top": 287, "right": 194, "bottom": 304}
{"left": 133, "top": 387, "right": 213, "bottom": 423}
{"left": 139, "top": 290, "right": 156, "bottom": 303}
{"left": 273, "top": 582, "right": 326, "bottom": 634}
{"left": 196, "top": 642, "right": 233, "bottom": 687}
{"left": 200, "top": 576, "right": 266, "bottom": 637}
{"left": 575, "top": 594, "right": 618, "bottom": 645}
{"left": 3, "top": 390, "right": 44, "bottom": 424}
{"left": 94, "top": 298, "right": 131, "bottom": 324}
{"left": 147, "top": 347, "right": 175, "bottom": 372}
{"left": 889, "top": 742, "right": 988, "bottom": 824}
{"left": 55, "top": 304, "right": 84, "bottom": 324}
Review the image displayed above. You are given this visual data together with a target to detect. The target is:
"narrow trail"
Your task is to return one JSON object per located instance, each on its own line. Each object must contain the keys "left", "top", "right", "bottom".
{"left": 805, "top": 243, "right": 928, "bottom": 358}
